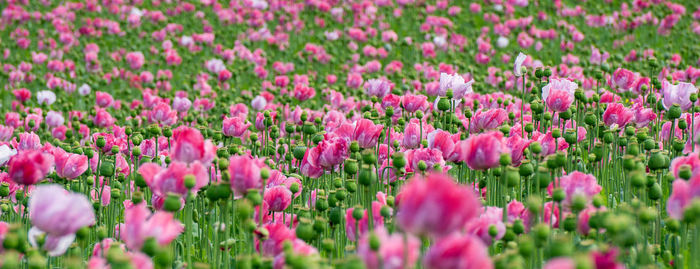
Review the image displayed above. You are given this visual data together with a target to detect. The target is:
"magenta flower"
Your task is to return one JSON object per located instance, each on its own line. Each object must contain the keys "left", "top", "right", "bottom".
{"left": 602, "top": 103, "right": 634, "bottom": 128}
{"left": 8, "top": 150, "right": 54, "bottom": 185}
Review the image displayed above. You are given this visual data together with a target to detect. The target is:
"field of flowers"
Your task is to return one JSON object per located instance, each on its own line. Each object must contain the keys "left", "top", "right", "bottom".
{"left": 2, "top": 0, "right": 700, "bottom": 268}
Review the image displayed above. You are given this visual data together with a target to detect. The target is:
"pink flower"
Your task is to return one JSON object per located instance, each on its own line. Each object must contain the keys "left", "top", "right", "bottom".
{"left": 507, "top": 200, "right": 532, "bottom": 230}
{"left": 427, "top": 129, "right": 459, "bottom": 161}
{"left": 662, "top": 80, "right": 696, "bottom": 111}
{"left": 95, "top": 91, "right": 114, "bottom": 108}
{"left": 293, "top": 84, "right": 316, "bottom": 101}
{"left": 228, "top": 155, "right": 264, "bottom": 196}
{"left": 397, "top": 173, "right": 481, "bottom": 237}
{"left": 317, "top": 134, "right": 349, "bottom": 169}
{"left": 52, "top": 148, "right": 88, "bottom": 180}
{"left": 300, "top": 146, "right": 323, "bottom": 178}
{"left": 544, "top": 258, "right": 575, "bottom": 269}
{"left": 28, "top": 184, "right": 94, "bottom": 256}
{"left": 402, "top": 119, "right": 422, "bottom": 149}
{"left": 612, "top": 68, "right": 637, "bottom": 91}
{"left": 172, "top": 96, "right": 192, "bottom": 112}
{"left": 92, "top": 108, "right": 115, "bottom": 128}
{"left": 423, "top": 233, "right": 493, "bottom": 269}
{"left": 347, "top": 72, "right": 364, "bottom": 89}
{"left": 458, "top": 131, "right": 506, "bottom": 170}
{"left": 264, "top": 186, "right": 292, "bottom": 212}
{"left": 667, "top": 179, "right": 692, "bottom": 219}
{"left": 8, "top": 150, "right": 54, "bottom": 185}
{"left": 402, "top": 94, "right": 428, "bottom": 113}
{"left": 125, "top": 51, "right": 145, "bottom": 70}
{"left": 404, "top": 148, "right": 446, "bottom": 172}
{"left": 550, "top": 171, "right": 602, "bottom": 208}
{"left": 469, "top": 108, "right": 508, "bottom": 133}
{"left": 364, "top": 79, "right": 391, "bottom": 98}
{"left": 222, "top": 116, "right": 251, "bottom": 138}
{"left": 632, "top": 102, "right": 656, "bottom": 127}
{"left": 15, "top": 132, "right": 41, "bottom": 151}
{"left": 353, "top": 119, "right": 384, "bottom": 149}
{"left": 149, "top": 102, "right": 178, "bottom": 126}
{"left": 251, "top": 96, "right": 267, "bottom": 111}
{"left": 602, "top": 103, "right": 634, "bottom": 128}
{"left": 358, "top": 227, "right": 420, "bottom": 269}
{"left": 138, "top": 161, "right": 209, "bottom": 197}
{"left": 45, "top": 111, "right": 64, "bottom": 128}
{"left": 118, "top": 202, "right": 183, "bottom": 250}
{"left": 590, "top": 46, "right": 609, "bottom": 65}
{"left": 542, "top": 78, "right": 577, "bottom": 112}
{"left": 671, "top": 153, "right": 700, "bottom": 179}
{"left": 465, "top": 206, "right": 506, "bottom": 245}
{"left": 0, "top": 125, "right": 14, "bottom": 141}
{"left": 170, "top": 126, "right": 216, "bottom": 165}
{"left": 578, "top": 205, "right": 605, "bottom": 235}
{"left": 506, "top": 135, "right": 531, "bottom": 166}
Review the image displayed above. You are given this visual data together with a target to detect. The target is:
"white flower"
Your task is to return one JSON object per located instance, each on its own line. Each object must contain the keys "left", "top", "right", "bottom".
{"left": 325, "top": 31, "right": 339, "bottom": 41}
{"left": 37, "top": 90, "right": 56, "bottom": 105}
{"left": 180, "top": 36, "right": 194, "bottom": 47}
{"left": 494, "top": 4, "right": 503, "bottom": 12}
{"left": 433, "top": 35, "right": 447, "bottom": 48}
{"left": 205, "top": 59, "right": 226, "bottom": 74}
{"left": 514, "top": 52, "right": 527, "bottom": 77}
{"left": 251, "top": 0, "right": 268, "bottom": 10}
{"left": 496, "top": 36, "right": 509, "bottom": 48}
{"left": 130, "top": 7, "right": 144, "bottom": 18}
{"left": 0, "top": 145, "right": 16, "bottom": 166}
{"left": 439, "top": 73, "right": 474, "bottom": 99}
{"left": 78, "top": 84, "right": 91, "bottom": 96}
{"left": 28, "top": 227, "right": 75, "bottom": 257}
{"left": 251, "top": 96, "right": 267, "bottom": 111}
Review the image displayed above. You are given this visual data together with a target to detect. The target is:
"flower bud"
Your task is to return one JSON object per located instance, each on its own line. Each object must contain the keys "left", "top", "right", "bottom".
{"left": 163, "top": 194, "right": 181, "bottom": 212}
{"left": 552, "top": 188, "right": 565, "bottom": 202}
{"left": 669, "top": 104, "right": 682, "bottom": 119}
